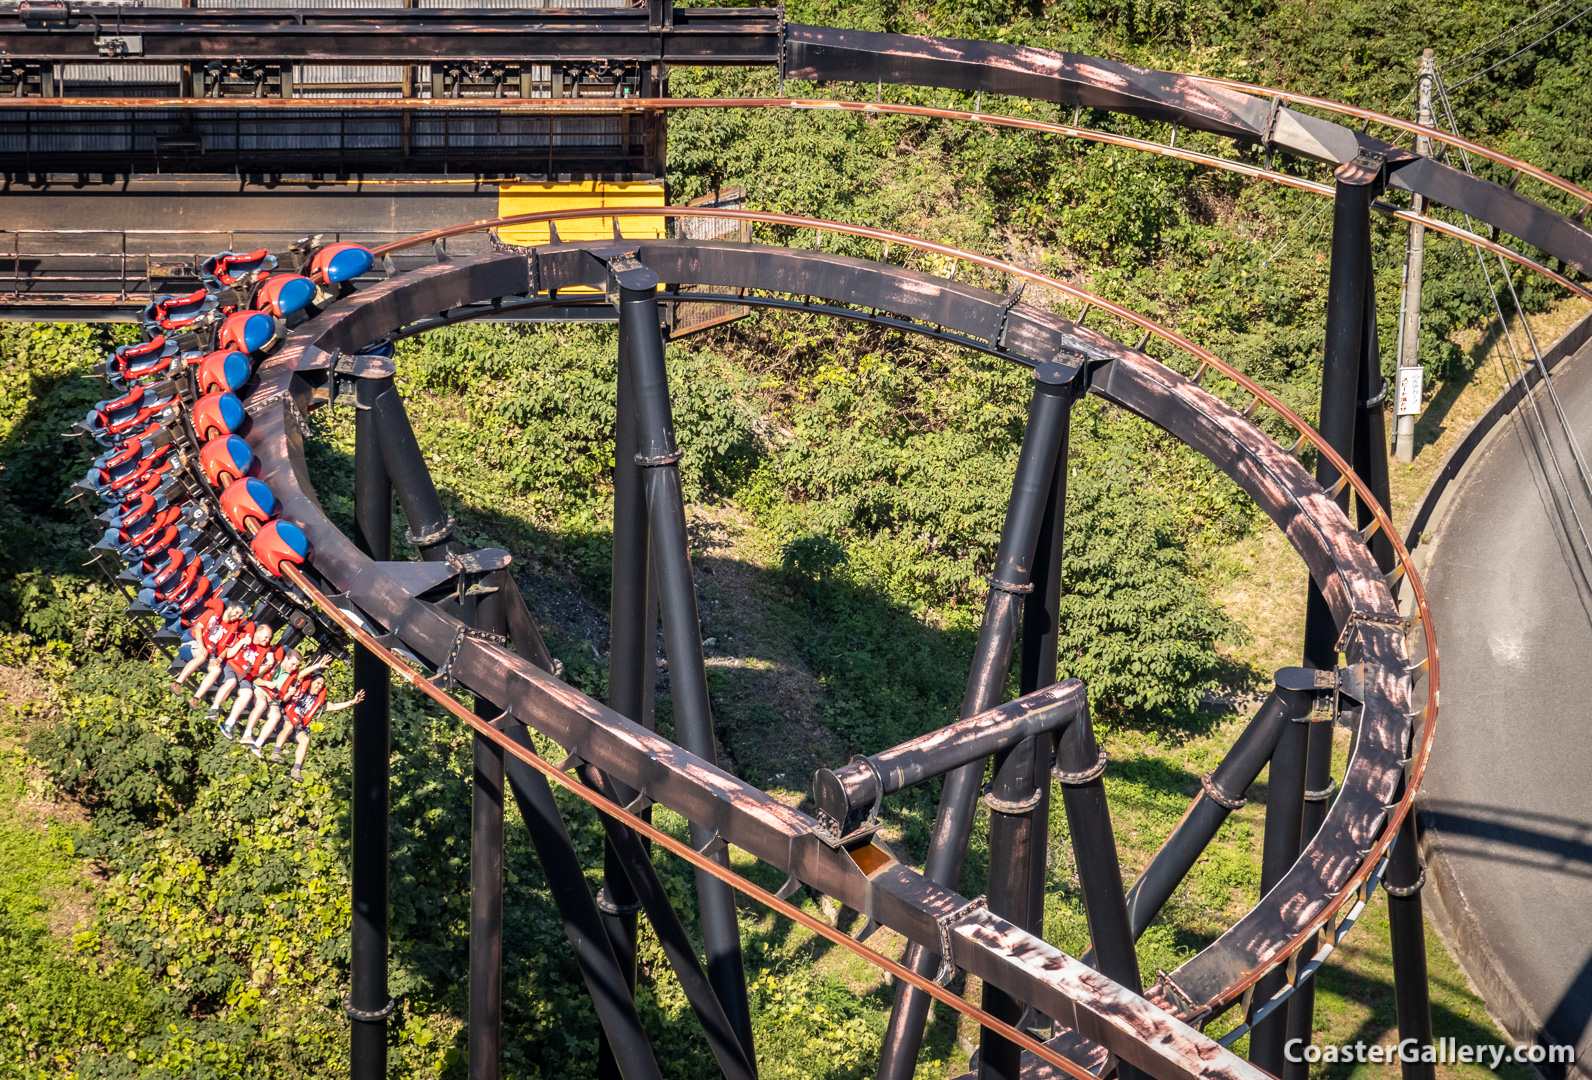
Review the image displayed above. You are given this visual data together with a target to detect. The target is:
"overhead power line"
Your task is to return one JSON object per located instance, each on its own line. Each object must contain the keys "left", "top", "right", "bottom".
{"left": 1441, "top": 0, "right": 1577, "bottom": 73}
{"left": 1446, "top": 3, "right": 1592, "bottom": 90}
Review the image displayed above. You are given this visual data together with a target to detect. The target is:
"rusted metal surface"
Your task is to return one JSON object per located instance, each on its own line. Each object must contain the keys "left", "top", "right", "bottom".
{"left": 812, "top": 679, "right": 1087, "bottom": 839}
{"left": 0, "top": 5, "right": 782, "bottom": 62}
{"left": 227, "top": 212, "right": 1438, "bottom": 1078}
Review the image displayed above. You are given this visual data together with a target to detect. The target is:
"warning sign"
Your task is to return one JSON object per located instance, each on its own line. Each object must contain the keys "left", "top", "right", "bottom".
{"left": 1395, "top": 366, "right": 1424, "bottom": 416}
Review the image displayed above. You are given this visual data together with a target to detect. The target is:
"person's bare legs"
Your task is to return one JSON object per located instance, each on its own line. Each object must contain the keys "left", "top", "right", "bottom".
{"left": 240, "top": 694, "right": 270, "bottom": 743}
{"left": 252, "top": 709, "right": 282, "bottom": 748}
{"left": 191, "top": 660, "right": 224, "bottom": 707}
{"left": 174, "top": 647, "right": 208, "bottom": 691}
{"left": 223, "top": 688, "right": 254, "bottom": 735}
{"left": 290, "top": 730, "right": 310, "bottom": 779}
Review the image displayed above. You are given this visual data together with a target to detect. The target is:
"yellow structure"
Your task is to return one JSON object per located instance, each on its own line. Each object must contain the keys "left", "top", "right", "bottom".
{"left": 496, "top": 180, "right": 667, "bottom": 246}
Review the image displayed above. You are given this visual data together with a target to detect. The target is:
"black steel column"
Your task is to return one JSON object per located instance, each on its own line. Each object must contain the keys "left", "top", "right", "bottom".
{"left": 616, "top": 261, "right": 754, "bottom": 1061}
{"left": 1386, "top": 809, "right": 1435, "bottom": 1080}
{"left": 349, "top": 377, "right": 394, "bottom": 1080}
{"left": 599, "top": 317, "right": 651, "bottom": 1080}
{"left": 1352, "top": 236, "right": 1434, "bottom": 1080}
{"left": 1020, "top": 428, "right": 1069, "bottom": 936}
{"left": 1283, "top": 155, "right": 1382, "bottom": 1077}
{"left": 1055, "top": 703, "right": 1144, "bottom": 1080}
{"left": 368, "top": 377, "right": 457, "bottom": 561}
{"left": 580, "top": 765, "right": 758, "bottom": 1080}
{"left": 469, "top": 585, "right": 508, "bottom": 1080}
{"left": 880, "top": 362, "right": 1076, "bottom": 1080}
{"left": 500, "top": 725, "right": 663, "bottom": 1080}
{"left": 980, "top": 372, "right": 1075, "bottom": 1080}
{"left": 1246, "top": 698, "right": 1313, "bottom": 1074}
{"left": 1119, "top": 670, "right": 1319, "bottom": 945}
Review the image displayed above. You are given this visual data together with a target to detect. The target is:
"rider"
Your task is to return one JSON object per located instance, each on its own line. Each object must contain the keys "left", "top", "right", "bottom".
{"left": 218, "top": 624, "right": 284, "bottom": 739}
{"left": 263, "top": 672, "right": 363, "bottom": 781}
{"left": 179, "top": 602, "right": 247, "bottom": 707}
{"left": 207, "top": 621, "right": 274, "bottom": 724}
{"left": 240, "top": 651, "right": 331, "bottom": 750}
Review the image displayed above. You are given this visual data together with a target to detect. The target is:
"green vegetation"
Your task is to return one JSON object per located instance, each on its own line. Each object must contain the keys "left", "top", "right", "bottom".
{"left": 5, "top": 0, "right": 1587, "bottom": 1075}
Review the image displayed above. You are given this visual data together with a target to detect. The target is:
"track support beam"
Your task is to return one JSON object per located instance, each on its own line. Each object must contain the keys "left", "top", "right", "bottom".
{"left": 877, "top": 362, "right": 1077, "bottom": 1080}
{"left": 616, "top": 257, "right": 756, "bottom": 1062}
{"left": 349, "top": 376, "right": 395, "bottom": 1080}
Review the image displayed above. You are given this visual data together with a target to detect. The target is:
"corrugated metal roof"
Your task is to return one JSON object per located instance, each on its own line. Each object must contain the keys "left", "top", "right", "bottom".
{"left": 60, "top": 63, "right": 181, "bottom": 84}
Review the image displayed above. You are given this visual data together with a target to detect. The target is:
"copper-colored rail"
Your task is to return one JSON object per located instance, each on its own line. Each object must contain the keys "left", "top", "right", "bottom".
{"left": 1188, "top": 74, "right": 1592, "bottom": 210}
{"left": 372, "top": 204, "right": 1440, "bottom": 1012}
{"left": 2, "top": 95, "right": 1582, "bottom": 297}
{"left": 277, "top": 559, "right": 1100, "bottom": 1080}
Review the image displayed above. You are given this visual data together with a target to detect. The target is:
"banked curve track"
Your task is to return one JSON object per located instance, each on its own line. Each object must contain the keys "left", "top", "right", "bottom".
{"left": 225, "top": 215, "right": 1425, "bottom": 1079}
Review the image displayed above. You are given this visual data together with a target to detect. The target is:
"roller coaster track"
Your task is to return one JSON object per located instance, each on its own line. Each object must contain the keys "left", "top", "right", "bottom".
{"left": 62, "top": 18, "right": 1592, "bottom": 1079}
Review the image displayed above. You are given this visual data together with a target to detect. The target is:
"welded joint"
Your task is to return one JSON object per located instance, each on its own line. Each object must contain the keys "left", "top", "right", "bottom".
{"left": 1384, "top": 867, "right": 1426, "bottom": 897}
{"left": 622, "top": 789, "right": 653, "bottom": 815}
{"left": 934, "top": 895, "right": 988, "bottom": 986}
{"left": 1335, "top": 148, "right": 1389, "bottom": 191}
{"left": 595, "top": 886, "right": 644, "bottom": 917}
{"left": 982, "top": 783, "right": 1044, "bottom": 815}
{"left": 604, "top": 252, "right": 658, "bottom": 303}
{"left": 987, "top": 573, "right": 1035, "bottom": 596}
{"left": 344, "top": 996, "right": 396, "bottom": 1022}
{"left": 1200, "top": 770, "right": 1246, "bottom": 810}
{"left": 405, "top": 513, "right": 454, "bottom": 548}
{"left": 696, "top": 831, "right": 728, "bottom": 858}
{"left": 1335, "top": 608, "right": 1416, "bottom": 652}
{"left": 1151, "top": 969, "right": 1199, "bottom": 1019}
{"left": 1053, "top": 746, "right": 1107, "bottom": 785}
{"left": 1304, "top": 778, "right": 1338, "bottom": 803}
{"left": 635, "top": 448, "right": 685, "bottom": 467}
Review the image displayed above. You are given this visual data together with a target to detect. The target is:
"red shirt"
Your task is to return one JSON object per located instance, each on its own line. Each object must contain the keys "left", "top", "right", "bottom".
{"left": 202, "top": 613, "right": 240, "bottom": 651}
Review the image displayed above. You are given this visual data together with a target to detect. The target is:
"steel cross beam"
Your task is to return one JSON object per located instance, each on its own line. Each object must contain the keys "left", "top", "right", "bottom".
{"left": 0, "top": 3, "right": 781, "bottom": 62}
{"left": 235, "top": 234, "right": 1417, "bottom": 1079}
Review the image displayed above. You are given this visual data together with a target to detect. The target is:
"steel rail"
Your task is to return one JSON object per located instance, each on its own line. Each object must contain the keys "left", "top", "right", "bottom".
{"left": 1188, "top": 74, "right": 1592, "bottom": 211}
{"left": 2, "top": 95, "right": 1585, "bottom": 298}
{"left": 364, "top": 206, "right": 1438, "bottom": 1021}
{"left": 275, "top": 561, "right": 1101, "bottom": 1080}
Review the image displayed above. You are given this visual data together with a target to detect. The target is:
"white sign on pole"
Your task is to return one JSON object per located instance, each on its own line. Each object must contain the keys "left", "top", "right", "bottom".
{"left": 1395, "top": 365, "right": 1424, "bottom": 416}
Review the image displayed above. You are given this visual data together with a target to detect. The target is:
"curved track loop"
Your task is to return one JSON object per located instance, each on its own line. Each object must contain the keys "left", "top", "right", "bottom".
{"left": 250, "top": 210, "right": 1431, "bottom": 1041}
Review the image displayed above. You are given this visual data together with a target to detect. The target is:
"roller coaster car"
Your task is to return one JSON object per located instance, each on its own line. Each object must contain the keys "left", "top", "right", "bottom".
{"left": 106, "top": 336, "right": 177, "bottom": 387}
{"left": 93, "top": 453, "right": 183, "bottom": 504}
{"left": 178, "top": 591, "right": 224, "bottom": 630}
{"left": 175, "top": 576, "right": 221, "bottom": 625}
{"left": 308, "top": 243, "right": 374, "bottom": 287}
{"left": 142, "top": 289, "right": 219, "bottom": 334}
{"left": 199, "top": 434, "right": 256, "bottom": 488}
{"left": 195, "top": 349, "right": 253, "bottom": 395}
{"left": 88, "top": 435, "right": 170, "bottom": 488}
{"left": 251, "top": 519, "right": 309, "bottom": 576}
{"left": 192, "top": 391, "right": 246, "bottom": 440}
{"left": 82, "top": 383, "right": 179, "bottom": 445}
{"left": 220, "top": 477, "right": 277, "bottom": 533}
{"left": 218, "top": 310, "right": 281, "bottom": 355}
{"left": 253, "top": 274, "right": 316, "bottom": 319}
{"left": 201, "top": 249, "right": 277, "bottom": 291}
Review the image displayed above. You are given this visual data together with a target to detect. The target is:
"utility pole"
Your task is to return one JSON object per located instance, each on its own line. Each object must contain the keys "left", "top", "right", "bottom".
{"left": 1394, "top": 49, "right": 1435, "bottom": 463}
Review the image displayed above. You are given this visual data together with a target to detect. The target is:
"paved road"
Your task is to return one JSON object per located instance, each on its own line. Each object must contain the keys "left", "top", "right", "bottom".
{"left": 1421, "top": 340, "right": 1592, "bottom": 1080}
